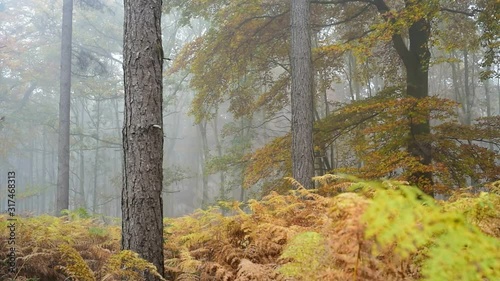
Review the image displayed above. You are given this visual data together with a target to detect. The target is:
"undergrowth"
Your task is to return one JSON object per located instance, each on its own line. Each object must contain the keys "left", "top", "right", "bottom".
{"left": 1, "top": 177, "right": 499, "bottom": 281}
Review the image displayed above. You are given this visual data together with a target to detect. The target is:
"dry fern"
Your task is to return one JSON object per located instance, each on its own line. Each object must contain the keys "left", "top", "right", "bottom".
{"left": 1, "top": 177, "right": 498, "bottom": 281}
{"left": 57, "top": 243, "right": 96, "bottom": 281}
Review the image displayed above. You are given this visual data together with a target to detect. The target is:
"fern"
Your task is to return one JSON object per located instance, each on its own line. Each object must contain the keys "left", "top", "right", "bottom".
{"left": 278, "top": 231, "right": 328, "bottom": 278}
{"left": 102, "top": 250, "right": 166, "bottom": 281}
{"left": 1, "top": 177, "right": 499, "bottom": 281}
{"left": 58, "top": 243, "right": 96, "bottom": 281}
{"left": 362, "top": 180, "right": 500, "bottom": 281}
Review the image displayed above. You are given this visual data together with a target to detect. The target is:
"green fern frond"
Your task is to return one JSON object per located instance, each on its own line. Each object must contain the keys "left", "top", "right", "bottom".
{"left": 58, "top": 243, "right": 96, "bottom": 281}
{"left": 103, "top": 250, "right": 166, "bottom": 281}
{"left": 363, "top": 180, "right": 500, "bottom": 281}
{"left": 279, "top": 231, "right": 328, "bottom": 278}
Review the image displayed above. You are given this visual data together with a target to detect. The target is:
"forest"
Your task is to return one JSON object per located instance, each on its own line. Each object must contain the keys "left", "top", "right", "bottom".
{"left": 0, "top": 0, "right": 499, "bottom": 280}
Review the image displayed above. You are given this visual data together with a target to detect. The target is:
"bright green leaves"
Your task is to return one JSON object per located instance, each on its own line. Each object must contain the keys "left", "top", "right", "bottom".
{"left": 279, "top": 231, "right": 328, "bottom": 278}
{"left": 362, "top": 182, "right": 500, "bottom": 281}
{"left": 363, "top": 182, "right": 436, "bottom": 257}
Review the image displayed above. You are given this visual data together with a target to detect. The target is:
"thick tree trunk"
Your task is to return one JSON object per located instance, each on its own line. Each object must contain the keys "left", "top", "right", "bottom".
{"left": 374, "top": 0, "right": 433, "bottom": 194}
{"left": 122, "top": 0, "right": 165, "bottom": 279}
{"left": 56, "top": 0, "right": 73, "bottom": 215}
{"left": 290, "top": 0, "right": 314, "bottom": 189}
{"left": 405, "top": 16, "right": 433, "bottom": 193}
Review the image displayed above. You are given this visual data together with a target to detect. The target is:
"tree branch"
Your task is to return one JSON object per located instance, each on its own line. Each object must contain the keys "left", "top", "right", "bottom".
{"left": 439, "top": 7, "right": 480, "bottom": 17}
{"left": 315, "top": 4, "right": 371, "bottom": 27}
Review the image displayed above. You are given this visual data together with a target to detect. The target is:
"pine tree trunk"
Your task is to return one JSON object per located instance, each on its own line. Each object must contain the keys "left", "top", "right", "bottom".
{"left": 56, "top": 0, "right": 73, "bottom": 215}
{"left": 290, "top": 0, "right": 314, "bottom": 189}
{"left": 122, "top": 0, "right": 165, "bottom": 279}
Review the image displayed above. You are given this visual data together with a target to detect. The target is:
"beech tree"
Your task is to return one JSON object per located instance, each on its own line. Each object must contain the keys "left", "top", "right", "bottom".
{"left": 372, "top": 0, "right": 434, "bottom": 191}
{"left": 122, "top": 0, "right": 165, "bottom": 279}
{"left": 165, "top": 0, "right": 499, "bottom": 197}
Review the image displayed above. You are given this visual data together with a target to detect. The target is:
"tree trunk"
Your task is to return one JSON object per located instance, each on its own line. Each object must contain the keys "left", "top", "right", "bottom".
{"left": 405, "top": 17, "right": 433, "bottom": 193}
{"left": 56, "top": 0, "right": 73, "bottom": 215}
{"left": 374, "top": 0, "right": 433, "bottom": 194}
{"left": 198, "top": 121, "right": 210, "bottom": 206}
{"left": 463, "top": 49, "right": 473, "bottom": 125}
{"left": 212, "top": 114, "right": 226, "bottom": 200}
{"left": 484, "top": 74, "right": 494, "bottom": 151}
{"left": 92, "top": 99, "right": 101, "bottom": 214}
{"left": 122, "top": 0, "right": 165, "bottom": 279}
{"left": 77, "top": 99, "right": 86, "bottom": 210}
{"left": 290, "top": 0, "right": 314, "bottom": 189}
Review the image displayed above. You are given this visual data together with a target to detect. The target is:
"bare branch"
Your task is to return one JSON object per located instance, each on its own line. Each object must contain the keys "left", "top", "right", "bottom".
{"left": 315, "top": 4, "right": 371, "bottom": 27}
{"left": 440, "top": 7, "right": 480, "bottom": 17}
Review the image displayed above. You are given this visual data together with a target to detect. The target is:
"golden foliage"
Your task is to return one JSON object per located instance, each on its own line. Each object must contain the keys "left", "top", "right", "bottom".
{"left": 164, "top": 177, "right": 499, "bottom": 281}
{"left": 58, "top": 243, "right": 96, "bottom": 281}
{"left": 102, "top": 250, "right": 166, "bottom": 281}
{"left": 0, "top": 212, "right": 162, "bottom": 281}
{"left": 1, "top": 178, "right": 499, "bottom": 281}
{"left": 0, "top": 213, "right": 119, "bottom": 280}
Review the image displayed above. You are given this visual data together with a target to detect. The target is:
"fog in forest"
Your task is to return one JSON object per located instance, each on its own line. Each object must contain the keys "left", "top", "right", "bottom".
{"left": 1, "top": 0, "right": 499, "bottom": 219}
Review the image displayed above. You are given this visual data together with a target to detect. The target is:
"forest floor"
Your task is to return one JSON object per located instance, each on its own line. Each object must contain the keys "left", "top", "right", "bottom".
{"left": 1, "top": 179, "right": 499, "bottom": 281}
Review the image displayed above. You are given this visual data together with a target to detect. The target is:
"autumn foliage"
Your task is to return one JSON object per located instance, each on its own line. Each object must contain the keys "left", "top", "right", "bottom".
{"left": 243, "top": 89, "right": 500, "bottom": 195}
{"left": 1, "top": 178, "right": 499, "bottom": 281}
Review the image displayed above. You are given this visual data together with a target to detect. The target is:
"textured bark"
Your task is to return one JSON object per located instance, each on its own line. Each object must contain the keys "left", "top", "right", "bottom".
{"left": 56, "top": 0, "right": 73, "bottom": 215}
{"left": 122, "top": 0, "right": 165, "bottom": 279}
{"left": 290, "top": 0, "right": 314, "bottom": 189}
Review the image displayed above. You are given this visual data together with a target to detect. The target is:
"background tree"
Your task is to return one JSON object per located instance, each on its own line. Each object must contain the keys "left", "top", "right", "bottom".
{"left": 0, "top": 0, "right": 498, "bottom": 217}
{"left": 369, "top": 0, "right": 435, "bottom": 192}
{"left": 122, "top": 0, "right": 165, "bottom": 279}
{"left": 56, "top": 0, "right": 73, "bottom": 215}
{"left": 291, "top": 0, "right": 315, "bottom": 189}
{"left": 166, "top": 0, "right": 499, "bottom": 198}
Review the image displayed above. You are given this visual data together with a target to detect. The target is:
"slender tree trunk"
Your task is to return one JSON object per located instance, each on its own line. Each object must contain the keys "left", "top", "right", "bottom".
{"left": 212, "top": 115, "right": 226, "bottom": 200}
{"left": 463, "top": 49, "right": 472, "bottom": 125}
{"left": 122, "top": 0, "right": 165, "bottom": 279}
{"left": 484, "top": 75, "right": 494, "bottom": 151}
{"left": 113, "top": 97, "right": 123, "bottom": 217}
{"left": 347, "top": 54, "right": 355, "bottom": 101}
{"left": 56, "top": 0, "right": 73, "bottom": 215}
{"left": 198, "top": 122, "right": 210, "bottom": 206}
{"left": 77, "top": 99, "right": 86, "bottom": 210}
{"left": 41, "top": 129, "right": 48, "bottom": 213}
{"left": 290, "top": 0, "right": 314, "bottom": 189}
{"left": 450, "top": 57, "right": 466, "bottom": 123}
{"left": 92, "top": 99, "right": 101, "bottom": 214}
{"left": 498, "top": 76, "right": 500, "bottom": 115}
